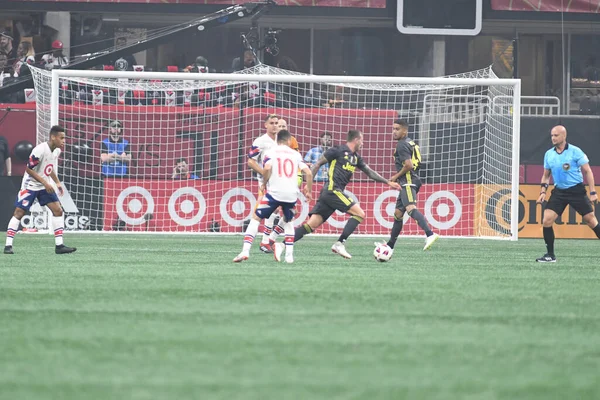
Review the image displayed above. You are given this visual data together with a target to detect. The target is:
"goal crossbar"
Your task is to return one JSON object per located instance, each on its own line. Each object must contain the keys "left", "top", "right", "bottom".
{"left": 52, "top": 69, "right": 521, "bottom": 87}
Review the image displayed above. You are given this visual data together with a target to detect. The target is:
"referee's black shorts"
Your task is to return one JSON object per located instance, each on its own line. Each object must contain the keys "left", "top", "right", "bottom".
{"left": 309, "top": 189, "right": 356, "bottom": 221}
{"left": 546, "top": 183, "right": 594, "bottom": 216}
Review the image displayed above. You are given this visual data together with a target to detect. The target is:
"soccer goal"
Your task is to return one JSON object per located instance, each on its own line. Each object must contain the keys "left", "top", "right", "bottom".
{"left": 29, "top": 65, "right": 521, "bottom": 239}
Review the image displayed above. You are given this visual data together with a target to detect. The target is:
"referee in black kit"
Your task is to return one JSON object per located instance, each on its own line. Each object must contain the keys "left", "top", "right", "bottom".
{"left": 536, "top": 125, "right": 599, "bottom": 262}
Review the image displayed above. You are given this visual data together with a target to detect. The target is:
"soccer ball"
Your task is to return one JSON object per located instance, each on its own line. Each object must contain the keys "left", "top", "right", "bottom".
{"left": 373, "top": 243, "right": 393, "bottom": 262}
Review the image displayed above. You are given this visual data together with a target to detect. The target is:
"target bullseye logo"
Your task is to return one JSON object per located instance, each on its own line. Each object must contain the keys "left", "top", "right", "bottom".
{"left": 44, "top": 164, "right": 54, "bottom": 176}
{"left": 168, "top": 187, "right": 206, "bottom": 227}
{"left": 424, "top": 190, "right": 462, "bottom": 230}
{"left": 220, "top": 188, "right": 256, "bottom": 227}
{"left": 328, "top": 190, "right": 358, "bottom": 228}
{"left": 116, "top": 186, "right": 155, "bottom": 226}
{"left": 373, "top": 190, "right": 406, "bottom": 229}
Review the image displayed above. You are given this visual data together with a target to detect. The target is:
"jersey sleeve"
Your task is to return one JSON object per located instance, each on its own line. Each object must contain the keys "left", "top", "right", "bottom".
{"left": 101, "top": 142, "right": 109, "bottom": 153}
{"left": 26, "top": 145, "right": 44, "bottom": 171}
{"left": 543, "top": 151, "right": 550, "bottom": 170}
{"left": 356, "top": 154, "right": 367, "bottom": 171}
{"left": 575, "top": 148, "right": 590, "bottom": 167}
{"left": 396, "top": 141, "right": 412, "bottom": 162}
{"left": 248, "top": 137, "right": 261, "bottom": 160}
{"left": 293, "top": 152, "right": 306, "bottom": 170}
{"left": 323, "top": 147, "right": 338, "bottom": 162}
{"left": 262, "top": 149, "right": 273, "bottom": 167}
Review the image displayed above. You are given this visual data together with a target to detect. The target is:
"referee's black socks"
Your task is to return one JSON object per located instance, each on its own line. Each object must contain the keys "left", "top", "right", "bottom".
{"left": 593, "top": 224, "right": 600, "bottom": 239}
{"left": 294, "top": 224, "right": 312, "bottom": 242}
{"left": 338, "top": 216, "right": 364, "bottom": 243}
{"left": 543, "top": 226, "right": 555, "bottom": 256}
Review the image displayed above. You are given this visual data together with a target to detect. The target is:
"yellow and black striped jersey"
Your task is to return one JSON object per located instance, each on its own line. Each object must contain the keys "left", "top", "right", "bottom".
{"left": 323, "top": 144, "right": 366, "bottom": 192}
{"left": 394, "top": 138, "right": 422, "bottom": 186}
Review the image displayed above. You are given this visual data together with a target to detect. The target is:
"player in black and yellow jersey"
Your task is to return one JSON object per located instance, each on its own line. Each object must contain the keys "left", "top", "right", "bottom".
{"left": 381, "top": 119, "right": 439, "bottom": 254}
{"left": 294, "top": 129, "right": 400, "bottom": 259}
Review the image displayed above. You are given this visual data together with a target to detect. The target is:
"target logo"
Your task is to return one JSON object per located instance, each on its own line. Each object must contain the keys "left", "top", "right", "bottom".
{"left": 373, "top": 190, "right": 409, "bottom": 229}
{"left": 219, "top": 188, "right": 256, "bottom": 227}
{"left": 424, "top": 191, "right": 462, "bottom": 230}
{"left": 328, "top": 190, "right": 358, "bottom": 229}
{"left": 168, "top": 188, "right": 207, "bottom": 227}
{"left": 44, "top": 164, "right": 54, "bottom": 176}
{"left": 116, "top": 186, "right": 155, "bottom": 226}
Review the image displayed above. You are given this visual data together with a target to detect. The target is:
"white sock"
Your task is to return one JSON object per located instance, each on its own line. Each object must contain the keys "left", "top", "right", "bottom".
{"left": 284, "top": 221, "right": 294, "bottom": 258}
{"left": 268, "top": 218, "right": 285, "bottom": 242}
{"left": 5, "top": 217, "right": 20, "bottom": 247}
{"left": 52, "top": 216, "right": 64, "bottom": 246}
{"left": 242, "top": 219, "right": 260, "bottom": 253}
{"left": 261, "top": 213, "right": 276, "bottom": 244}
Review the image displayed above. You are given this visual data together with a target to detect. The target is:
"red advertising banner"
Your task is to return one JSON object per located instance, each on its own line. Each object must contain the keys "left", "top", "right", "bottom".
{"left": 17, "top": 0, "right": 386, "bottom": 7}
{"left": 103, "top": 179, "right": 475, "bottom": 236}
{"left": 491, "top": 0, "right": 600, "bottom": 13}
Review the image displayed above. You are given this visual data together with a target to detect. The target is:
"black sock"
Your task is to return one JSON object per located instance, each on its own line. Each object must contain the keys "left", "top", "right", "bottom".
{"left": 593, "top": 224, "right": 600, "bottom": 239}
{"left": 387, "top": 218, "right": 404, "bottom": 249}
{"left": 338, "top": 216, "right": 363, "bottom": 243}
{"left": 408, "top": 209, "right": 433, "bottom": 236}
{"left": 543, "top": 226, "right": 555, "bottom": 256}
{"left": 294, "top": 223, "right": 312, "bottom": 242}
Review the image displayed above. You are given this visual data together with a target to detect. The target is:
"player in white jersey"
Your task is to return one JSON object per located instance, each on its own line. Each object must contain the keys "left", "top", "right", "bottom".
{"left": 247, "top": 114, "right": 278, "bottom": 253}
{"left": 234, "top": 130, "right": 312, "bottom": 263}
{"left": 267, "top": 118, "right": 302, "bottom": 245}
{"left": 4, "top": 125, "right": 77, "bottom": 255}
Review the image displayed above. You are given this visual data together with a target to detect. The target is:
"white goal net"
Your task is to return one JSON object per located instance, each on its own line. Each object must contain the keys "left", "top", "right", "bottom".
{"left": 29, "top": 65, "right": 520, "bottom": 239}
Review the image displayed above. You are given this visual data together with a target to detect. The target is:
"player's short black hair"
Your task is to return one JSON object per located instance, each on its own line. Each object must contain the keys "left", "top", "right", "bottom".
{"left": 264, "top": 113, "right": 279, "bottom": 122}
{"left": 49, "top": 125, "right": 65, "bottom": 136}
{"left": 394, "top": 119, "right": 409, "bottom": 128}
{"left": 176, "top": 158, "right": 188, "bottom": 164}
{"left": 277, "top": 129, "right": 291, "bottom": 143}
{"left": 347, "top": 130, "right": 362, "bottom": 142}
{"left": 321, "top": 131, "right": 332, "bottom": 138}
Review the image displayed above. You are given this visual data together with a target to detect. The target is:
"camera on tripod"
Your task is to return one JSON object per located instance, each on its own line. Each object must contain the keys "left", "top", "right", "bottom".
{"left": 263, "top": 29, "right": 281, "bottom": 56}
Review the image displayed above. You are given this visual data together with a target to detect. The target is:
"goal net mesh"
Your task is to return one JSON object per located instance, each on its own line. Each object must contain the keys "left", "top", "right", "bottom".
{"left": 29, "top": 65, "right": 517, "bottom": 238}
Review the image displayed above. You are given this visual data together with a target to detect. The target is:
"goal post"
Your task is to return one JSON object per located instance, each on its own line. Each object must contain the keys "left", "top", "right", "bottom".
{"left": 30, "top": 65, "right": 521, "bottom": 239}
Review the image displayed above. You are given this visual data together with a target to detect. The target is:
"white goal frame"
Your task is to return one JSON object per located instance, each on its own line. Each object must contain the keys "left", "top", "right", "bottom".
{"left": 47, "top": 69, "right": 521, "bottom": 240}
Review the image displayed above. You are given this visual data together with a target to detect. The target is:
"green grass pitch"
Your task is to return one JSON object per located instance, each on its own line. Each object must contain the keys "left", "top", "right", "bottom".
{"left": 1, "top": 234, "right": 599, "bottom": 399}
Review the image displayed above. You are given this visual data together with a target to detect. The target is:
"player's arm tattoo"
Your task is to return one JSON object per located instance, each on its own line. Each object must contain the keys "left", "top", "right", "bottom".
{"left": 361, "top": 165, "right": 389, "bottom": 184}
{"left": 310, "top": 155, "right": 328, "bottom": 178}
